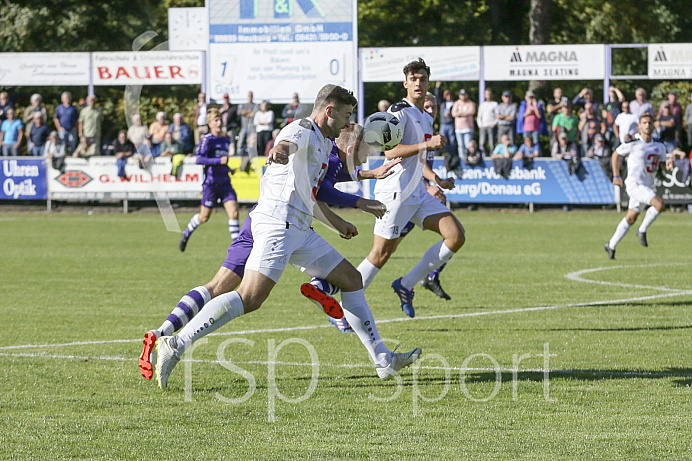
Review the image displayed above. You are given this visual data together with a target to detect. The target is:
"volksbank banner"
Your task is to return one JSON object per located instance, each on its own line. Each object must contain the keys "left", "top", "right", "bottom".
{"left": 1, "top": 158, "right": 47, "bottom": 200}
{"left": 365, "top": 157, "right": 615, "bottom": 204}
{"left": 483, "top": 44, "right": 605, "bottom": 81}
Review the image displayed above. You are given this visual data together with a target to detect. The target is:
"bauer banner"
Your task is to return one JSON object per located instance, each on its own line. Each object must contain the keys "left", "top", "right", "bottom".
{"left": 0, "top": 157, "right": 47, "bottom": 200}
{"left": 360, "top": 47, "right": 481, "bottom": 82}
{"left": 48, "top": 157, "right": 261, "bottom": 202}
{"left": 648, "top": 43, "right": 692, "bottom": 79}
{"left": 0, "top": 53, "right": 90, "bottom": 86}
{"left": 91, "top": 51, "right": 204, "bottom": 86}
{"left": 483, "top": 44, "right": 605, "bottom": 81}
{"left": 365, "top": 157, "right": 615, "bottom": 205}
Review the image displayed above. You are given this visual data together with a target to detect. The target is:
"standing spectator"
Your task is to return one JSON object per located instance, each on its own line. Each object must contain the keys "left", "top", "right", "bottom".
{"left": 127, "top": 114, "right": 148, "bottom": 148}
{"left": 43, "top": 131, "right": 66, "bottom": 173}
{"left": 78, "top": 95, "right": 103, "bottom": 155}
{"left": 28, "top": 112, "right": 50, "bottom": 156}
{"left": 655, "top": 103, "right": 677, "bottom": 152}
{"left": 658, "top": 91, "right": 683, "bottom": 146}
{"left": 546, "top": 87, "right": 568, "bottom": 147}
{"left": 552, "top": 103, "right": 579, "bottom": 148}
{"left": 169, "top": 113, "right": 193, "bottom": 154}
{"left": 0, "top": 92, "right": 13, "bottom": 123}
{"left": 630, "top": 88, "right": 655, "bottom": 119}
{"left": 253, "top": 100, "right": 274, "bottom": 160}
{"left": 377, "top": 99, "right": 391, "bottom": 112}
{"left": 613, "top": 101, "right": 639, "bottom": 146}
{"left": 685, "top": 94, "right": 692, "bottom": 150}
{"left": 237, "top": 91, "right": 258, "bottom": 156}
{"left": 602, "top": 85, "right": 625, "bottom": 146}
{"left": 476, "top": 88, "right": 498, "bottom": 155}
{"left": 451, "top": 89, "right": 475, "bottom": 157}
{"left": 435, "top": 81, "right": 457, "bottom": 158}
{"left": 572, "top": 87, "right": 599, "bottom": 113}
{"left": 219, "top": 93, "right": 239, "bottom": 150}
{"left": 552, "top": 132, "right": 580, "bottom": 175}
{"left": 490, "top": 133, "right": 517, "bottom": 178}
{"left": 192, "top": 92, "right": 208, "bottom": 147}
{"left": 519, "top": 90, "right": 543, "bottom": 145}
{"left": 263, "top": 128, "right": 281, "bottom": 157}
{"left": 23, "top": 93, "right": 47, "bottom": 145}
{"left": 148, "top": 111, "right": 169, "bottom": 157}
{"left": 587, "top": 134, "right": 614, "bottom": 180}
{"left": 578, "top": 102, "right": 605, "bottom": 156}
{"left": 515, "top": 135, "right": 541, "bottom": 169}
{"left": 0, "top": 108, "right": 23, "bottom": 156}
{"left": 54, "top": 91, "right": 79, "bottom": 155}
{"left": 112, "top": 130, "right": 135, "bottom": 180}
{"left": 281, "top": 93, "right": 302, "bottom": 126}
{"left": 496, "top": 90, "right": 517, "bottom": 145}
{"left": 72, "top": 136, "right": 97, "bottom": 158}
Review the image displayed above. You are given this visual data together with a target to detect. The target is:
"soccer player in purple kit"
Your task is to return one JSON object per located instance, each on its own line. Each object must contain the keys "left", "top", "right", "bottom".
{"left": 178, "top": 108, "right": 240, "bottom": 252}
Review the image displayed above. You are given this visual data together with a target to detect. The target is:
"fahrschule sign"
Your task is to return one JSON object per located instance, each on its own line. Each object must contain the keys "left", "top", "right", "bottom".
{"left": 484, "top": 44, "right": 605, "bottom": 81}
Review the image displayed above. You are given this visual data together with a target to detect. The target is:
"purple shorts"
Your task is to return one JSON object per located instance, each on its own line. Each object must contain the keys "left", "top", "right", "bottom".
{"left": 221, "top": 214, "right": 253, "bottom": 278}
{"left": 202, "top": 182, "right": 237, "bottom": 209}
{"left": 399, "top": 221, "right": 415, "bottom": 238}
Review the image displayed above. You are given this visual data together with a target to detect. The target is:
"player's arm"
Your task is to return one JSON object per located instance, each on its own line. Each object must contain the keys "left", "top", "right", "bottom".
{"left": 266, "top": 140, "right": 297, "bottom": 165}
{"left": 317, "top": 172, "right": 387, "bottom": 218}
{"left": 356, "top": 157, "right": 402, "bottom": 179}
{"left": 314, "top": 201, "right": 358, "bottom": 239}
{"left": 384, "top": 135, "right": 446, "bottom": 160}
{"left": 195, "top": 137, "right": 227, "bottom": 165}
{"left": 611, "top": 149, "right": 624, "bottom": 187}
{"left": 423, "top": 163, "right": 454, "bottom": 190}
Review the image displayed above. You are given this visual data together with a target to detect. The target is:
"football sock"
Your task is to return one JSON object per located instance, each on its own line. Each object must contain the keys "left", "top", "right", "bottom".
{"left": 183, "top": 213, "right": 201, "bottom": 238}
{"left": 427, "top": 263, "right": 447, "bottom": 281}
{"left": 401, "top": 241, "right": 455, "bottom": 290}
{"left": 340, "top": 289, "right": 390, "bottom": 367}
{"left": 229, "top": 219, "right": 240, "bottom": 239}
{"left": 174, "top": 291, "right": 245, "bottom": 354}
{"left": 609, "top": 217, "right": 630, "bottom": 249}
{"left": 159, "top": 286, "right": 211, "bottom": 336}
{"left": 638, "top": 207, "right": 659, "bottom": 233}
{"left": 357, "top": 258, "right": 380, "bottom": 290}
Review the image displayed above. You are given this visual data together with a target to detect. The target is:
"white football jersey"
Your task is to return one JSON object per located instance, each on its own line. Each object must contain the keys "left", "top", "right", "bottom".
{"left": 251, "top": 118, "right": 332, "bottom": 229}
{"left": 615, "top": 134, "right": 667, "bottom": 189}
{"left": 373, "top": 98, "right": 434, "bottom": 198}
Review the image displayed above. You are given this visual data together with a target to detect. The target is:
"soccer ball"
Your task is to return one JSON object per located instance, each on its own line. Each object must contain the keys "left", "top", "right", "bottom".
{"left": 363, "top": 112, "right": 403, "bottom": 152}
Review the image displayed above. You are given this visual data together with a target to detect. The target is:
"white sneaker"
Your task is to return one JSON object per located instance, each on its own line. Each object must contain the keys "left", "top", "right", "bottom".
{"left": 155, "top": 336, "right": 181, "bottom": 389}
{"left": 376, "top": 348, "right": 422, "bottom": 380}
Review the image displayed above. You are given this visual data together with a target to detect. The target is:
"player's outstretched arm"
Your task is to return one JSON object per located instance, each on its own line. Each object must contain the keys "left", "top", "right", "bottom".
{"left": 315, "top": 201, "right": 358, "bottom": 239}
{"left": 423, "top": 163, "right": 454, "bottom": 190}
{"left": 383, "top": 134, "right": 446, "bottom": 160}
{"left": 354, "top": 198, "right": 387, "bottom": 218}
{"left": 266, "top": 140, "right": 297, "bottom": 165}
{"left": 357, "top": 157, "right": 402, "bottom": 180}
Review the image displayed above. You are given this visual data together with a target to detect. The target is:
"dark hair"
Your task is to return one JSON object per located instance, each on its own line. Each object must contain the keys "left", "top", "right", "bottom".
{"left": 314, "top": 84, "right": 357, "bottom": 110}
{"left": 403, "top": 58, "right": 430, "bottom": 78}
{"left": 639, "top": 113, "right": 653, "bottom": 123}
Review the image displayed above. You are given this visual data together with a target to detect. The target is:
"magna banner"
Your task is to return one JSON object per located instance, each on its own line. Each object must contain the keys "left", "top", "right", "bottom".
{"left": 1, "top": 158, "right": 47, "bottom": 200}
{"left": 365, "top": 157, "right": 616, "bottom": 204}
{"left": 648, "top": 43, "right": 692, "bottom": 79}
{"left": 360, "top": 47, "right": 481, "bottom": 82}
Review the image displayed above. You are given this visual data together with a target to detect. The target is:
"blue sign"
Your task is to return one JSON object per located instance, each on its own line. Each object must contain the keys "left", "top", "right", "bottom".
{"left": 0, "top": 158, "right": 47, "bottom": 200}
{"left": 365, "top": 157, "right": 615, "bottom": 205}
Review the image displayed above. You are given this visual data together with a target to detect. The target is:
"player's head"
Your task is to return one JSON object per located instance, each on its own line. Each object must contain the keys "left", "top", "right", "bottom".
{"left": 424, "top": 92, "right": 437, "bottom": 119}
{"left": 312, "top": 84, "right": 357, "bottom": 139}
{"left": 638, "top": 113, "right": 653, "bottom": 135}
{"left": 402, "top": 58, "right": 430, "bottom": 102}
{"left": 207, "top": 107, "right": 221, "bottom": 133}
{"left": 336, "top": 122, "right": 369, "bottom": 166}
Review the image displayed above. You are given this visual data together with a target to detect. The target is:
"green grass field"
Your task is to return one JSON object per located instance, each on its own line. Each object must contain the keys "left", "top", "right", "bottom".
{"left": 2, "top": 207, "right": 692, "bottom": 460}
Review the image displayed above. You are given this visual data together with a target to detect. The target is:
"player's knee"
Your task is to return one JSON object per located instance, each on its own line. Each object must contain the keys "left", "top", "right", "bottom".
{"left": 625, "top": 215, "right": 637, "bottom": 226}
{"left": 653, "top": 200, "right": 665, "bottom": 213}
{"left": 446, "top": 223, "right": 465, "bottom": 251}
{"left": 199, "top": 214, "right": 210, "bottom": 223}
{"left": 369, "top": 249, "right": 392, "bottom": 268}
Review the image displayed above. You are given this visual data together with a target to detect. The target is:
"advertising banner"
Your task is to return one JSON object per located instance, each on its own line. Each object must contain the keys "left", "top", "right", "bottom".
{"left": 648, "top": 43, "right": 692, "bottom": 79}
{"left": 656, "top": 164, "right": 692, "bottom": 204}
{"left": 0, "top": 53, "right": 90, "bottom": 87}
{"left": 49, "top": 157, "right": 261, "bottom": 202}
{"left": 484, "top": 45, "right": 605, "bottom": 81}
{"left": 0, "top": 158, "right": 47, "bottom": 200}
{"left": 92, "top": 51, "right": 204, "bottom": 86}
{"left": 360, "top": 47, "right": 481, "bottom": 82}
{"left": 208, "top": 0, "right": 357, "bottom": 103}
{"left": 365, "top": 157, "right": 615, "bottom": 205}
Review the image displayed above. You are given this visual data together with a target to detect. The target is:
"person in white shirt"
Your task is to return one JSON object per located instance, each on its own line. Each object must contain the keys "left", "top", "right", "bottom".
{"left": 477, "top": 88, "right": 498, "bottom": 155}
{"left": 604, "top": 113, "right": 674, "bottom": 259}
{"left": 154, "top": 84, "right": 421, "bottom": 389}
{"left": 613, "top": 101, "right": 638, "bottom": 146}
{"left": 253, "top": 101, "right": 275, "bottom": 157}
{"left": 357, "top": 58, "right": 465, "bottom": 318}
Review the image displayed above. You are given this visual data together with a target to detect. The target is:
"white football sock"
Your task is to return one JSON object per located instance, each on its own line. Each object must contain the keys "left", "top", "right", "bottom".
{"left": 340, "top": 289, "right": 390, "bottom": 367}
{"left": 638, "top": 207, "right": 659, "bottom": 233}
{"left": 400, "top": 241, "right": 455, "bottom": 290}
{"left": 186, "top": 213, "right": 201, "bottom": 233}
{"left": 229, "top": 219, "right": 240, "bottom": 239}
{"left": 609, "top": 217, "right": 630, "bottom": 249}
{"left": 174, "top": 291, "right": 244, "bottom": 354}
{"left": 357, "top": 258, "right": 380, "bottom": 290}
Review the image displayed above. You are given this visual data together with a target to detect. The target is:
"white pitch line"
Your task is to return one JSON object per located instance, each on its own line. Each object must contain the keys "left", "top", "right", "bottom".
{"left": 1, "top": 266, "right": 691, "bottom": 352}
{"left": 565, "top": 264, "right": 689, "bottom": 292}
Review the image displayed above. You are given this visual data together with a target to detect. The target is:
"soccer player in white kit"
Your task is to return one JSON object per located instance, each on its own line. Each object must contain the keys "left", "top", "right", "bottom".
{"left": 357, "top": 58, "right": 466, "bottom": 317}
{"left": 604, "top": 113, "right": 674, "bottom": 259}
{"left": 154, "top": 85, "right": 421, "bottom": 389}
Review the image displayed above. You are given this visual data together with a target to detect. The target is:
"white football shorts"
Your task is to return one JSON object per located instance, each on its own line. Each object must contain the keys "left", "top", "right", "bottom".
{"left": 625, "top": 182, "right": 657, "bottom": 212}
{"left": 373, "top": 189, "right": 450, "bottom": 240}
{"left": 246, "top": 215, "right": 343, "bottom": 283}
